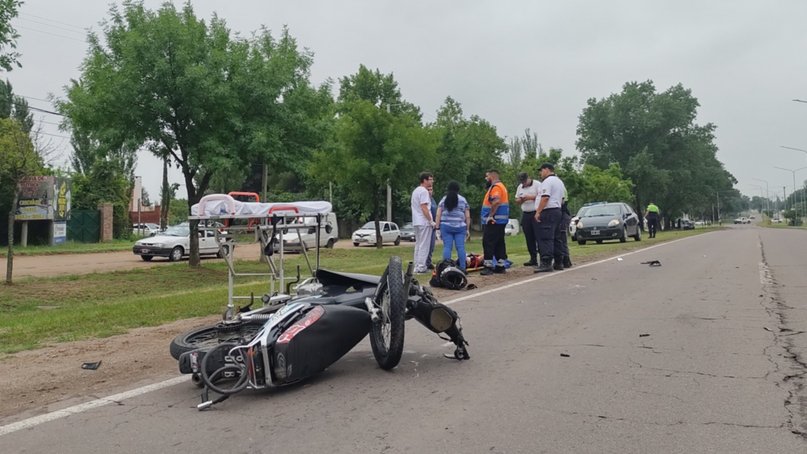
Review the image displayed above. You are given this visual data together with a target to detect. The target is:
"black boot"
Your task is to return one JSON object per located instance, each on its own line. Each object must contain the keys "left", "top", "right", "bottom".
{"left": 523, "top": 258, "right": 537, "bottom": 267}
{"left": 534, "top": 259, "right": 553, "bottom": 273}
{"left": 553, "top": 260, "right": 564, "bottom": 271}
{"left": 480, "top": 267, "right": 495, "bottom": 276}
{"left": 563, "top": 256, "right": 573, "bottom": 268}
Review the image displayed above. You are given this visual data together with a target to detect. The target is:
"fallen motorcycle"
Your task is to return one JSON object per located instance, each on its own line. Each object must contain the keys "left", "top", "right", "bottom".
{"left": 169, "top": 194, "right": 469, "bottom": 410}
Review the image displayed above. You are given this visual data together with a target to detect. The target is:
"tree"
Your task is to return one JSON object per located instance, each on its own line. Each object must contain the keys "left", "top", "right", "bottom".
{"left": 576, "top": 81, "right": 735, "bottom": 221}
{"left": 0, "top": 118, "right": 41, "bottom": 283}
{"left": 429, "top": 97, "right": 507, "bottom": 223}
{"left": 58, "top": 1, "right": 327, "bottom": 266}
{"left": 311, "top": 65, "right": 436, "bottom": 248}
{"left": 0, "top": 0, "right": 21, "bottom": 71}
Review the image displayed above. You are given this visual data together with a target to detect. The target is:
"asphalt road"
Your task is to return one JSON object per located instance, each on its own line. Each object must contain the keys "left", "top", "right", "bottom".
{"left": 2, "top": 224, "right": 806, "bottom": 453}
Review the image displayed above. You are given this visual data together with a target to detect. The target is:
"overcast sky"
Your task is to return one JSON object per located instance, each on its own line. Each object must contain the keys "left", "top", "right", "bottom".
{"left": 8, "top": 1, "right": 807, "bottom": 203}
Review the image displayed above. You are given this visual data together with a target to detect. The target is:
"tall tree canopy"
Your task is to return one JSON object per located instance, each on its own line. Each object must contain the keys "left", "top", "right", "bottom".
{"left": 58, "top": 1, "right": 328, "bottom": 265}
{"left": 576, "top": 80, "right": 736, "bottom": 221}
{"left": 310, "top": 65, "right": 435, "bottom": 246}
{"left": 429, "top": 96, "right": 506, "bottom": 222}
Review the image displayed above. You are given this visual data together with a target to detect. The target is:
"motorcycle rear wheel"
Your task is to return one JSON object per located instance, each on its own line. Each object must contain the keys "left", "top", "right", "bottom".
{"left": 169, "top": 319, "right": 267, "bottom": 360}
{"left": 369, "top": 256, "right": 406, "bottom": 370}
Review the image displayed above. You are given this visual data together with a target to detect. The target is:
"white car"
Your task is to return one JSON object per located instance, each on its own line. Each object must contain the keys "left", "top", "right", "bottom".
{"left": 352, "top": 221, "right": 401, "bottom": 246}
{"left": 132, "top": 223, "right": 161, "bottom": 237}
{"left": 132, "top": 224, "right": 230, "bottom": 261}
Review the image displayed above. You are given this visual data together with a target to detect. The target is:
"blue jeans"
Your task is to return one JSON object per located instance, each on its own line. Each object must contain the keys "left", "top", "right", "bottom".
{"left": 440, "top": 224, "right": 467, "bottom": 270}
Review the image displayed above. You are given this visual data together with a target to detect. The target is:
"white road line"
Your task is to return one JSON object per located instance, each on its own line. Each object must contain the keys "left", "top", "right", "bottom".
{"left": 0, "top": 233, "right": 702, "bottom": 436}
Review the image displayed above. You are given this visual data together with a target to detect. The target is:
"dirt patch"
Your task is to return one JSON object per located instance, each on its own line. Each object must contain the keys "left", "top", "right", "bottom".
{"left": 0, "top": 254, "right": 582, "bottom": 423}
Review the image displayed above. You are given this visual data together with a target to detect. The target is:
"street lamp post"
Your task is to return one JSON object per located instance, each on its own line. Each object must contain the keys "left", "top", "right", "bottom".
{"left": 752, "top": 177, "right": 770, "bottom": 215}
{"left": 773, "top": 165, "right": 807, "bottom": 221}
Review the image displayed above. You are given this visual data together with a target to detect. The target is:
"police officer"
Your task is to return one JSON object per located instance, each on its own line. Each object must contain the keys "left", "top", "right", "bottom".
{"left": 645, "top": 201, "right": 660, "bottom": 238}
{"left": 533, "top": 163, "right": 566, "bottom": 273}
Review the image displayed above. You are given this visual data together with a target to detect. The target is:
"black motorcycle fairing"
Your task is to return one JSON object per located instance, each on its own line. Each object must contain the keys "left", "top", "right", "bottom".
{"left": 271, "top": 304, "right": 370, "bottom": 383}
{"left": 315, "top": 268, "right": 380, "bottom": 288}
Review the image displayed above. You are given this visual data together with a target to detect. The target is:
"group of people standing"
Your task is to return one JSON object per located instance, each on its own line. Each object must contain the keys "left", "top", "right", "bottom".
{"left": 410, "top": 163, "right": 573, "bottom": 277}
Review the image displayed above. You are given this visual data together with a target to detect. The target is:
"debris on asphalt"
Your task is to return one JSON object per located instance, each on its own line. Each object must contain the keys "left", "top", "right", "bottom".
{"left": 560, "top": 353, "right": 570, "bottom": 358}
{"left": 639, "top": 333, "right": 650, "bottom": 337}
{"left": 641, "top": 260, "right": 662, "bottom": 267}
{"left": 617, "top": 257, "right": 624, "bottom": 261}
{"left": 81, "top": 361, "right": 102, "bottom": 370}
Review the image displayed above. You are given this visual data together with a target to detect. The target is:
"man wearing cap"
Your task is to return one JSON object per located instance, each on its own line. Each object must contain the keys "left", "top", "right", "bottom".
{"left": 534, "top": 163, "right": 566, "bottom": 273}
{"left": 480, "top": 169, "right": 509, "bottom": 275}
{"left": 514, "top": 171, "right": 541, "bottom": 266}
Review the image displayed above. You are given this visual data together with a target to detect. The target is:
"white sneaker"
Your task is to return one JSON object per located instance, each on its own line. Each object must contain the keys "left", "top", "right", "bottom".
{"left": 414, "top": 267, "right": 428, "bottom": 274}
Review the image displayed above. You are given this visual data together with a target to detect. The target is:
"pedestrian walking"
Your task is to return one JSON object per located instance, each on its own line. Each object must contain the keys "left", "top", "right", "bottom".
{"left": 533, "top": 163, "right": 566, "bottom": 273}
{"left": 411, "top": 172, "right": 435, "bottom": 273}
{"left": 514, "top": 171, "right": 540, "bottom": 266}
{"left": 435, "top": 181, "right": 471, "bottom": 272}
{"left": 645, "top": 202, "right": 660, "bottom": 238}
{"left": 480, "top": 169, "right": 509, "bottom": 275}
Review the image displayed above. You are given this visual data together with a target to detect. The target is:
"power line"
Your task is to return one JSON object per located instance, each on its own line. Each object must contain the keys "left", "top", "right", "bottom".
{"left": 17, "top": 17, "right": 87, "bottom": 36}
{"left": 19, "top": 13, "right": 88, "bottom": 31}
{"left": 29, "top": 106, "right": 64, "bottom": 117}
{"left": 17, "top": 25, "right": 86, "bottom": 43}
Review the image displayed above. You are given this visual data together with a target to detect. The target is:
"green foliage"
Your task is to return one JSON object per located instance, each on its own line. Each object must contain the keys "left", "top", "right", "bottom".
{"left": 310, "top": 65, "right": 437, "bottom": 232}
{"left": 429, "top": 97, "right": 507, "bottom": 222}
{"left": 576, "top": 80, "right": 736, "bottom": 218}
{"left": 0, "top": 0, "right": 21, "bottom": 71}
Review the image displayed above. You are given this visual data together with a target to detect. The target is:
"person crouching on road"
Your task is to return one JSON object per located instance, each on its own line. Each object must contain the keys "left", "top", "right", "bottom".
{"left": 534, "top": 163, "right": 566, "bottom": 273}
{"left": 411, "top": 171, "right": 435, "bottom": 274}
{"left": 514, "top": 171, "right": 540, "bottom": 266}
{"left": 436, "top": 181, "right": 471, "bottom": 272}
{"left": 480, "top": 169, "right": 509, "bottom": 275}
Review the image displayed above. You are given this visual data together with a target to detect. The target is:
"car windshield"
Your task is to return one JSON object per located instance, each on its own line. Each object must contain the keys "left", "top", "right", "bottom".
{"left": 163, "top": 225, "right": 189, "bottom": 236}
{"left": 584, "top": 205, "right": 620, "bottom": 217}
{"left": 361, "top": 222, "right": 376, "bottom": 229}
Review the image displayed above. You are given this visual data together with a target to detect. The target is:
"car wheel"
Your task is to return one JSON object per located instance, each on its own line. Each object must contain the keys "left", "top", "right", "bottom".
{"left": 169, "top": 246, "right": 184, "bottom": 262}
{"left": 394, "top": 236, "right": 400, "bottom": 246}
{"left": 353, "top": 242, "right": 360, "bottom": 247}
{"left": 577, "top": 239, "right": 586, "bottom": 245}
{"left": 633, "top": 228, "right": 641, "bottom": 241}
{"left": 217, "top": 245, "right": 230, "bottom": 258}
{"left": 141, "top": 255, "right": 153, "bottom": 262}
{"left": 619, "top": 227, "right": 627, "bottom": 243}
{"left": 326, "top": 238, "right": 335, "bottom": 248}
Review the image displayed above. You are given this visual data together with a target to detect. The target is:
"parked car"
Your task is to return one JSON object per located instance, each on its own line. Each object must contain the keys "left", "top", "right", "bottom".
{"left": 733, "top": 217, "right": 750, "bottom": 224}
{"left": 133, "top": 224, "right": 230, "bottom": 261}
{"left": 400, "top": 222, "right": 416, "bottom": 242}
{"left": 352, "top": 221, "right": 401, "bottom": 246}
{"left": 280, "top": 213, "right": 339, "bottom": 251}
{"left": 505, "top": 218, "right": 520, "bottom": 236}
{"left": 570, "top": 202, "right": 606, "bottom": 241}
{"left": 575, "top": 202, "right": 642, "bottom": 245}
{"left": 680, "top": 219, "right": 695, "bottom": 230}
{"left": 132, "top": 223, "right": 161, "bottom": 237}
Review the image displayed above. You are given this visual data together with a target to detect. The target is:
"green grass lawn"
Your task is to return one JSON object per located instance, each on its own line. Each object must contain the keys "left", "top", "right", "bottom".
{"left": 0, "top": 227, "right": 715, "bottom": 355}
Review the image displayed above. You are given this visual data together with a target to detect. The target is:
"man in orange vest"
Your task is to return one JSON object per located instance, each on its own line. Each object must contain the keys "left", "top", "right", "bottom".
{"left": 480, "top": 169, "right": 509, "bottom": 275}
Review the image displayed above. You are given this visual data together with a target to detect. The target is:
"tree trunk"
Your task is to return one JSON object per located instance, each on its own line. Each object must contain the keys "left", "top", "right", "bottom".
{"left": 160, "top": 157, "right": 170, "bottom": 230}
{"left": 373, "top": 196, "right": 382, "bottom": 250}
{"left": 5, "top": 189, "right": 19, "bottom": 284}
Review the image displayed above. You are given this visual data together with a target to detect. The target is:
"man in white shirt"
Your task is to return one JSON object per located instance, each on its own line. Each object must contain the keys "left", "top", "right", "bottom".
{"left": 533, "top": 163, "right": 566, "bottom": 273}
{"left": 411, "top": 172, "right": 435, "bottom": 273}
{"left": 514, "top": 171, "right": 541, "bottom": 266}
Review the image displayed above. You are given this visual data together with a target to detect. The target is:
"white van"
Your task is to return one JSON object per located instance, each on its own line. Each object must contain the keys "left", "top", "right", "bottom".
{"left": 282, "top": 213, "right": 339, "bottom": 250}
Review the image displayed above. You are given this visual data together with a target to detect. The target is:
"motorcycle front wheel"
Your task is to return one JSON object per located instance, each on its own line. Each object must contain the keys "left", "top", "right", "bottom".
{"left": 369, "top": 256, "right": 406, "bottom": 370}
{"left": 169, "top": 319, "right": 267, "bottom": 360}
